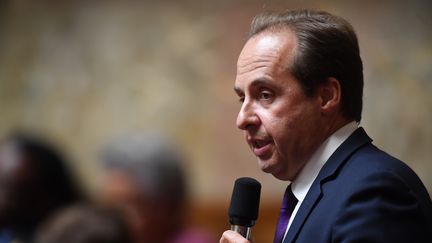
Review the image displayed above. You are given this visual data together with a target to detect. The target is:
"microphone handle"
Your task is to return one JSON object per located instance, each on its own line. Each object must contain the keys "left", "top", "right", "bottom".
{"left": 231, "top": 224, "right": 252, "bottom": 240}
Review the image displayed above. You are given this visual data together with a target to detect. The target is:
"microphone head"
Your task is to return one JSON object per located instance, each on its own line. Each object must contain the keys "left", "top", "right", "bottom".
{"left": 228, "top": 177, "right": 261, "bottom": 227}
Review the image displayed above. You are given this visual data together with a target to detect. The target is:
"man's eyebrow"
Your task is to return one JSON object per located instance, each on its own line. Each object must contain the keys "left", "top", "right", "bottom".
{"left": 250, "top": 78, "right": 273, "bottom": 86}
{"left": 234, "top": 78, "right": 274, "bottom": 94}
{"left": 233, "top": 86, "right": 243, "bottom": 95}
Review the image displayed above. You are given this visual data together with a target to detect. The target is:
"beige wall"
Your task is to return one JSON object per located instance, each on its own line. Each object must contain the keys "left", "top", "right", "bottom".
{"left": 0, "top": 0, "right": 431, "bottom": 208}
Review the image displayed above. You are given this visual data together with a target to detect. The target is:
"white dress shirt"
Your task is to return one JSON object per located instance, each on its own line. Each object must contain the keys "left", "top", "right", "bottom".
{"left": 282, "top": 121, "right": 358, "bottom": 241}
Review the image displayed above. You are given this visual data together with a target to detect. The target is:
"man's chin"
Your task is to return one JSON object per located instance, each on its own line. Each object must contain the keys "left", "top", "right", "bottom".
{"left": 258, "top": 158, "right": 277, "bottom": 174}
{"left": 258, "top": 159, "right": 290, "bottom": 180}
{"left": 272, "top": 172, "right": 291, "bottom": 181}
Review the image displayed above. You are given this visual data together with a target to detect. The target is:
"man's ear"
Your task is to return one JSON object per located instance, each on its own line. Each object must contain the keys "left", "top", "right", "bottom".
{"left": 318, "top": 77, "right": 342, "bottom": 114}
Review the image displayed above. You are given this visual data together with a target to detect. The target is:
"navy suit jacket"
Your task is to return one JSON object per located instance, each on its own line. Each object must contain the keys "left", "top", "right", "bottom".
{"left": 283, "top": 127, "right": 432, "bottom": 243}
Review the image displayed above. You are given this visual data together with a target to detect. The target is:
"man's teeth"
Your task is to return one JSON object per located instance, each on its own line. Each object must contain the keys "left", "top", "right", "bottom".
{"left": 255, "top": 141, "right": 267, "bottom": 148}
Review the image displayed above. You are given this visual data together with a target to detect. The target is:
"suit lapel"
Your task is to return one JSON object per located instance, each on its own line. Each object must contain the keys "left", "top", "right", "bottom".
{"left": 283, "top": 127, "right": 372, "bottom": 243}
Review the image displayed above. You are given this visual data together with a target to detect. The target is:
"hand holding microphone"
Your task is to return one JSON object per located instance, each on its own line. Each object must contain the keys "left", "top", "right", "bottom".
{"left": 220, "top": 177, "right": 261, "bottom": 242}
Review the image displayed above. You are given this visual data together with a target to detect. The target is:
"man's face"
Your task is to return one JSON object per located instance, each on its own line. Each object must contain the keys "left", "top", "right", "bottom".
{"left": 234, "top": 31, "right": 324, "bottom": 181}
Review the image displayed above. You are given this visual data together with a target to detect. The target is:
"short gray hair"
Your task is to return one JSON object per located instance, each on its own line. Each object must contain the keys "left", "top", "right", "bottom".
{"left": 100, "top": 132, "right": 187, "bottom": 205}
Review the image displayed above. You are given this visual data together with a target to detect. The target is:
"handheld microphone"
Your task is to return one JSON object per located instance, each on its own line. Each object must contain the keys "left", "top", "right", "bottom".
{"left": 228, "top": 177, "right": 261, "bottom": 240}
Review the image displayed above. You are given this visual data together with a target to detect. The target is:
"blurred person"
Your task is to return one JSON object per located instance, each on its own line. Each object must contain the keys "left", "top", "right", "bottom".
{"left": 220, "top": 9, "right": 432, "bottom": 243}
{"left": 0, "top": 132, "right": 83, "bottom": 243}
{"left": 99, "top": 132, "right": 216, "bottom": 243}
{"left": 34, "top": 203, "right": 131, "bottom": 243}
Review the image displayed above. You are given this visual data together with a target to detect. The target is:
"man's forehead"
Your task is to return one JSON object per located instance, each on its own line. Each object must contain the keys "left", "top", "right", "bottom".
{"left": 246, "top": 29, "right": 296, "bottom": 50}
{"left": 235, "top": 31, "right": 296, "bottom": 84}
{"left": 253, "top": 34, "right": 282, "bottom": 52}
{"left": 241, "top": 33, "right": 283, "bottom": 58}
{"left": 238, "top": 31, "right": 297, "bottom": 69}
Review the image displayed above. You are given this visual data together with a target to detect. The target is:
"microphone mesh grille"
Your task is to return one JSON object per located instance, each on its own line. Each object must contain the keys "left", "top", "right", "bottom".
{"left": 228, "top": 177, "right": 261, "bottom": 226}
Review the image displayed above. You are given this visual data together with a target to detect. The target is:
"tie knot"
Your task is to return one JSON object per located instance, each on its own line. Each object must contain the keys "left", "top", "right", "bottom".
{"left": 281, "top": 185, "right": 298, "bottom": 210}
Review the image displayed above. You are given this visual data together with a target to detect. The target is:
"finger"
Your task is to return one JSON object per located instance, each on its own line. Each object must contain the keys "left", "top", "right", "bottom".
{"left": 219, "top": 230, "right": 250, "bottom": 243}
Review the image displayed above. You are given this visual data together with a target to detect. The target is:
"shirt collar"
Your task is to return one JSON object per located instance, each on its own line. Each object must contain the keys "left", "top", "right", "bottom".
{"left": 291, "top": 121, "right": 358, "bottom": 203}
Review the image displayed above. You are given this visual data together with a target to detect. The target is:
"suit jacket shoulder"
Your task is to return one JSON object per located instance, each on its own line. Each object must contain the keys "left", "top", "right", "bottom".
{"left": 284, "top": 127, "right": 432, "bottom": 243}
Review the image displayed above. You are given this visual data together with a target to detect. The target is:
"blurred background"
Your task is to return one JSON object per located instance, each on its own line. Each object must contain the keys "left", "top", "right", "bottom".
{"left": 0, "top": 0, "right": 431, "bottom": 242}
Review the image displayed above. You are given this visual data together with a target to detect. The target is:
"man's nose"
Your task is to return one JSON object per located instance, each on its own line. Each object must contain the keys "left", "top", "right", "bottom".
{"left": 236, "top": 100, "right": 260, "bottom": 130}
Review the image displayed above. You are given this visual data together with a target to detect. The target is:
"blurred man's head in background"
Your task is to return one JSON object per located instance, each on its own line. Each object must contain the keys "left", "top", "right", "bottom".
{"left": 0, "top": 132, "right": 82, "bottom": 240}
{"left": 34, "top": 203, "right": 131, "bottom": 243}
{"left": 99, "top": 132, "right": 188, "bottom": 243}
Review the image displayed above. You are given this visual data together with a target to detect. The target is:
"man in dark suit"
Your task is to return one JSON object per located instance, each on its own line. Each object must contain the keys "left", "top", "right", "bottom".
{"left": 220, "top": 9, "right": 432, "bottom": 243}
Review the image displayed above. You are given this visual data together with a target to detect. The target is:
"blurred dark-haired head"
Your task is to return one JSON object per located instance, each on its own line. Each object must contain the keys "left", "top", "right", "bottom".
{"left": 0, "top": 131, "right": 83, "bottom": 238}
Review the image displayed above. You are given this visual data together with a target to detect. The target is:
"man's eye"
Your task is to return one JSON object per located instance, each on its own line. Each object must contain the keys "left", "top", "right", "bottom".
{"left": 238, "top": 96, "right": 245, "bottom": 103}
{"left": 260, "top": 91, "right": 273, "bottom": 100}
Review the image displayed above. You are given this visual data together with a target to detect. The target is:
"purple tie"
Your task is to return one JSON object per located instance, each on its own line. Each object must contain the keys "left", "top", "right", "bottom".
{"left": 273, "top": 185, "right": 298, "bottom": 243}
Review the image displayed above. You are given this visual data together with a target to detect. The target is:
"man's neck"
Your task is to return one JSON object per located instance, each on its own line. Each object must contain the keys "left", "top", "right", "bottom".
{"left": 323, "top": 115, "right": 354, "bottom": 142}
{"left": 291, "top": 121, "right": 359, "bottom": 199}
